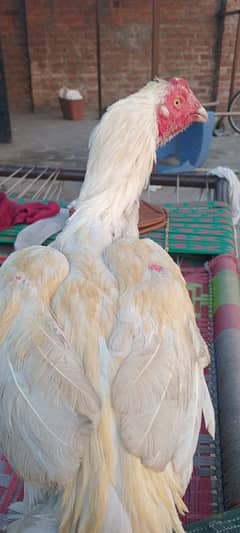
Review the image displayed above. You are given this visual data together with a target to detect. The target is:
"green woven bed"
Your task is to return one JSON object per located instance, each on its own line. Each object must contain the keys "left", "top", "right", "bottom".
{"left": 186, "top": 508, "right": 240, "bottom": 532}
{"left": 145, "top": 201, "right": 235, "bottom": 256}
{"left": 0, "top": 201, "right": 235, "bottom": 259}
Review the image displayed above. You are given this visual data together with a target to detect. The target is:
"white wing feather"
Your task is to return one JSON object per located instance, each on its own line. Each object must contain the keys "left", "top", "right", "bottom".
{"left": 0, "top": 246, "right": 100, "bottom": 487}
{"left": 105, "top": 238, "right": 214, "bottom": 484}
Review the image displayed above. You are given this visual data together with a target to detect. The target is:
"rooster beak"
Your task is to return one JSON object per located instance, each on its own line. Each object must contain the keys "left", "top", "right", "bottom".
{"left": 195, "top": 105, "right": 208, "bottom": 123}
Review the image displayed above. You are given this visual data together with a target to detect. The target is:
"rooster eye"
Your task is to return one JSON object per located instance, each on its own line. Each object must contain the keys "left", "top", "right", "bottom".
{"left": 174, "top": 98, "right": 181, "bottom": 108}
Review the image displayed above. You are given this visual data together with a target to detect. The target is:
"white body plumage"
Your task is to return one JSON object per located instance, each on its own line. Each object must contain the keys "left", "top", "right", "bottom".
{"left": 0, "top": 78, "right": 213, "bottom": 533}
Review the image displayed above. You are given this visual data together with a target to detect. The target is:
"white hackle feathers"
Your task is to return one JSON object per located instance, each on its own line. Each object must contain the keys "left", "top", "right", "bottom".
{"left": 56, "top": 80, "right": 169, "bottom": 249}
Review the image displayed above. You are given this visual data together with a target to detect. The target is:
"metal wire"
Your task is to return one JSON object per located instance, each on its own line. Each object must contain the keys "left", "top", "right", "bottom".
{"left": 0, "top": 167, "right": 23, "bottom": 188}
{"left": 0, "top": 166, "right": 64, "bottom": 202}
{"left": 41, "top": 170, "right": 61, "bottom": 200}
{"left": 31, "top": 169, "right": 60, "bottom": 200}
{"left": 16, "top": 168, "right": 49, "bottom": 199}
{"left": 3, "top": 168, "right": 34, "bottom": 195}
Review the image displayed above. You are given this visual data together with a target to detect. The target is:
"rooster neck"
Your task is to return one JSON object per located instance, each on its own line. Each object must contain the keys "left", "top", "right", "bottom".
{"left": 56, "top": 160, "right": 150, "bottom": 254}
{"left": 79, "top": 106, "right": 158, "bottom": 221}
{"left": 78, "top": 163, "right": 150, "bottom": 231}
{"left": 55, "top": 88, "right": 170, "bottom": 252}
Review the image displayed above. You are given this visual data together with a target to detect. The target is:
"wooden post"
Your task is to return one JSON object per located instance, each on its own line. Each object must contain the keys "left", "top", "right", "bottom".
{"left": 0, "top": 39, "right": 11, "bottom": 143}
{"left": 151, "top": 0, "right": 160, "bottom": 79}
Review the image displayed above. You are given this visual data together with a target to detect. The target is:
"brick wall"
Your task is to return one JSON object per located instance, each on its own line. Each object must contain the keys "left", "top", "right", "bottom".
{"left": 157, "top": 0, "right": 220, "bottom": 103}
{"left": 99, "top": 0, "right": 152, "bottom": 108}
{"left": 217, "top": 0, "right": 240, "bottom": 109}
{"left": 0, "top": 0, "right": 32, "bottom": 111}
{"left": 1, "top": 0, "right": 239, "bottom": 114}
{"left": 24, "top": 0, "right": 152, "bottom": 112}
{"left": 99, "top": 0, "right": 220, "bottom": 106}
{"left": 25, "top": 0, "right": 98, "bottom": 111}
{"left": 25, "top": 0, "right": 220, "bottom": 112}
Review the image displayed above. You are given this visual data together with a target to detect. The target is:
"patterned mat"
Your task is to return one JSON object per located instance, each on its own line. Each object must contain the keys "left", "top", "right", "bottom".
{"left": 0, "top": 201, "right": 235, "bottom": 263}
{"left": 182, "top": 266, "right": 223, "bottom": 525}
{"left": 185, "top": 508, "right": 240, "bottom": 532}
{"left": 0, "top": 455, "right": 23, "bottom": 529}
{"left": 145, "top": 202, "right": 235, "bottom": 256}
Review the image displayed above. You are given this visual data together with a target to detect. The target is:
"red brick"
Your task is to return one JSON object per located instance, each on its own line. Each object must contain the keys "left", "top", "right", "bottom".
{"left": 0, "top": 0, "right": 239, "bottom": 114}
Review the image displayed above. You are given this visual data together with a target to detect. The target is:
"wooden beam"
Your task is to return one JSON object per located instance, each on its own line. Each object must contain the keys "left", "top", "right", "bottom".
{"left": 151, "top": 0, "right": 160, "bottom": 79}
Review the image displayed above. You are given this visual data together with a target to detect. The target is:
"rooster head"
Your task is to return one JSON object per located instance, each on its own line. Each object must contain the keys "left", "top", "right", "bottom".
{"left": 72, "top": 76, "right": 209, "bottom": 235}
{"left": 156, "top": 77, "right": 208, "bottom": 142}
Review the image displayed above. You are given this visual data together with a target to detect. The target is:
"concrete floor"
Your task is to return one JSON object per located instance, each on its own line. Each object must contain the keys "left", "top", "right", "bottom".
{"left": 0, "top": 111, "right": 239, "bottom": 203}
{"left": 0, "top": 112, "right": 239, "bottom": 171}
{"left": 1, "top": 112, "right": 95, "bottom": 170}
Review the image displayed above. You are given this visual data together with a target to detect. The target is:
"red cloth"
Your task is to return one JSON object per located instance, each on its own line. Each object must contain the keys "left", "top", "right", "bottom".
{"left": 0, "top": 193, "right": 60, "bottom": 230}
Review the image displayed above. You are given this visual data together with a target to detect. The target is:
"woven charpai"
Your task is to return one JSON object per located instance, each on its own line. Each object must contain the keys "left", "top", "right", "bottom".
{"left": 144, "top": 201, "right": 235, "bottom": 256}
{"left": 185, "top": 508, "right": 240, "bottom": 532}
{"left": 0, "top": 201, "right": 235, "bottom": 266}
{"left": 182, "top": 265, "right": 223, "bottom": 525}
{"left": 0, "top": 455, "right": 24, "bottom": 529}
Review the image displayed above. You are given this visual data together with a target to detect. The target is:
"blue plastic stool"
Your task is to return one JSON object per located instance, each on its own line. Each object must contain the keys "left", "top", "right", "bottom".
{"left": 155, "top": 111, "right": 215, "bottom": 174}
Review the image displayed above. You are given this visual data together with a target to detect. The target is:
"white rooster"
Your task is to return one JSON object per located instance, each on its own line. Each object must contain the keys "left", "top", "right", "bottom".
{"left": 0, "top": 77, "right": 214, "bottom": 533}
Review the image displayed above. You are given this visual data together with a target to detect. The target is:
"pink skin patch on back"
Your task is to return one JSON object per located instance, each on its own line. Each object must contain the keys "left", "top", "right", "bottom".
{"left": 149, "top": 263, "right": 163, "bottom": 272}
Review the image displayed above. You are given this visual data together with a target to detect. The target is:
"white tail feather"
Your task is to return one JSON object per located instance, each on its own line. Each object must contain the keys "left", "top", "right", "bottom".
{"left": 201, "top": 373, "right": 215, "bottom": 439}
{"left": 7, "top": 490, "right": 60, "bottom": 533}
{"left": 101, "top": 486, "right": 132, "bottom": 533}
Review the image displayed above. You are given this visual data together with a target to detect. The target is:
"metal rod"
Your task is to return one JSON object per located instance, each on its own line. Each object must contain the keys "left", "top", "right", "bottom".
{"left": 151, "top": 0, "right": 160, "bottom": 79}
{"left": 0, "top": 38, "right": 12, "bottom": 143}
{"left": 31, "top": 170, "right": 60, "bottom": 200}
{"left": 229, "top": 12, "right": 240, "bottom": 103}
{"left": 6, "top": 167, "right": 34, "bottom": 195}
{"left": 150, "top": 173, "right": 225, "bottom": 188}
{"left": 220, "top": 9, "right": 240, "bottom": 17}
{"left": 16, "top": 167, "right": 49, "bottom": 199}
{"left": 202, "top": 101, "right": 219, "bottom": 107}
{"left": 44, "top": 181, "right": 60, "bottom": 201}
{"left": 0, "top": 165, "right": 225, "bottom": 185}
{"left": 0, "top": 167, "right": 23, "bottom": 187}
{"left": 96, "top": 0, "right": 102, "bottom": 118}
{"left": 22, "top": 0, "right": 34, "bottom": 112}
{"left": 214, "top": 1, "right": 226, "bottom": 104}
{"left": 55, "top": 180, "right": 63, "bottom": 201}
{"left": 215, "top": 111, "right": 240, "bottom": 116}
{"left": 0, "top": 165, "right": 234, "bottom": 205}
{"left": 42, "top": 170, "right": 61, "bottom": 199}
